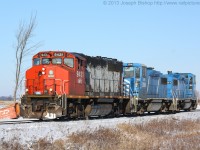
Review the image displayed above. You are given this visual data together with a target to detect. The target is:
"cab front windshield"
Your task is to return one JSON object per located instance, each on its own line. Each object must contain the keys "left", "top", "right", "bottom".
{"left": 52, "top": 58, "right": 62, "bottom": 64}
{"left": 33, "top": 58, "right": 40, "bottom": 65}
{"left": 124, "top": 66, "right": 134, "bottom": 78}
{"left": 42, "top": 58, "right": 51, "bottom": 65}
{"left": 33, "top": 57, "right": 74, "bottom": 68}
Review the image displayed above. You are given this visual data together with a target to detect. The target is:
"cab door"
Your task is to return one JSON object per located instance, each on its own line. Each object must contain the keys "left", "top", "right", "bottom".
{"left": 74, "top": 57, "right": 86, "bottom": 95}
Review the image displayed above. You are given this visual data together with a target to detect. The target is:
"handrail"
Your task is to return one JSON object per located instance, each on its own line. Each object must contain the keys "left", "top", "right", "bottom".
{"left": 55, "top": 79, "right": 62, "bottom": 94}
{"left": 63, "top": 80, "right": 69, "bottom": 94}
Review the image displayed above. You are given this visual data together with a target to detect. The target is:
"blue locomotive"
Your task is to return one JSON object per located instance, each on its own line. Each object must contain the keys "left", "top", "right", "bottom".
{"left": 123, "top": 63, "right": 197, "bottom": 114}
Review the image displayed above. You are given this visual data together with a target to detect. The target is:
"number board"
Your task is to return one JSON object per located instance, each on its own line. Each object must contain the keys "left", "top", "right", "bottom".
{"left": 40, "top": 53, "right": 48, "bottom": 57}
{"left": 54, "top": 53, "right": 64, "bottom": 57}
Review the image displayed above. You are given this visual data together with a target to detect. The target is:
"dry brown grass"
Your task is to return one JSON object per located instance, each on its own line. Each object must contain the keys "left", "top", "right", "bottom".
{"left": 31, "top": 138, "right": 67, "bottom": 150}
{"left": 68, "top": 128, "right": 121, "bottom": 150}
{"left": 131, "top": 118, "right": 200, "bottom": 136}
{"left": 67, "top": 119, "right": 200, "bottom": 150}
{"left": 1, "top": 141, "right": 24, "bottom": 150}
{"left": 1, "top": 118, "right": 200, "bottom": 150}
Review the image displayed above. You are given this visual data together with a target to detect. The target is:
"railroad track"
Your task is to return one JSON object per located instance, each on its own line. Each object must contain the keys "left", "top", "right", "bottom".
{"left": 0, "top": 108, "right": 199, "bottom": 125}
{"left": 0, "top": 118, "right": 40, "bottom": 125}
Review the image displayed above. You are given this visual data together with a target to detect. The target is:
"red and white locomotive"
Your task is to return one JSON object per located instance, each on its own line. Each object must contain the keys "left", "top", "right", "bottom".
{"left": 21, "top": 51, "right": 129, "bottom": 119}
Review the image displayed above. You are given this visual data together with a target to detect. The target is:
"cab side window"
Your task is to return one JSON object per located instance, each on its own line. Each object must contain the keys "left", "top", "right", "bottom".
{"left": 64, "top": 58, "right": 74, "bottom": 68}
{"left": 135, "top": 68, "right": 140, "bottom": 78}
{"left": 78, "top": 59, "right": 83, "bottom": 69}
{"left": 142, "top": 67, "right": 146, "bottom": 78}
{"left": 161, "top": 78, "right": 167, "bottom": 85}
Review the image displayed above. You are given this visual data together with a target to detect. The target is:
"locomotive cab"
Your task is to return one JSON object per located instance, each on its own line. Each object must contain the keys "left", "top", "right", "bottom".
{"left": 181, "top": 73, "right": 196, "bottom": 98}
{"left": 123, "top": 63, "right": 147, "bottom": 98}
{"left": 25, "top": 51, "right": 86, "bottom": 96}
{"left": 178, "top": 73, "right": 197, "bottom": 110}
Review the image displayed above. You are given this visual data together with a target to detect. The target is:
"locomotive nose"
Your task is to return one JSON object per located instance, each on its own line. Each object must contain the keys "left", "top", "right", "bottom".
{"left": 26, "top": 66, "right": 53, "bottom": 95}
{"left": 34, "top": 67, "right": 47, "bottom": 95}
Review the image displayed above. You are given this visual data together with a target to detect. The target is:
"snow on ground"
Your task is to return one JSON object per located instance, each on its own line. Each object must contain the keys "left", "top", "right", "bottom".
{"left": 0, "top": 105, "right": 200, "bottom": 146}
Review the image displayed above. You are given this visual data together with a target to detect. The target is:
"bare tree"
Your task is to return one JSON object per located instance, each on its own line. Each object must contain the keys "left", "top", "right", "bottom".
{"left": 13, "top": 14, "right": 40, "bottom": 101}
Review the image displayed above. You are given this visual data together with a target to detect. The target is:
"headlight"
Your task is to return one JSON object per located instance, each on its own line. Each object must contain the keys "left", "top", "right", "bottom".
{"left": 26, "top": 89, "right": 29, "bottom": 92}
{"left": 42, "top": 71, "right": 45, "bottom": 75}
{"left": 49, "top": 88, "right": 53, "bottom": 92}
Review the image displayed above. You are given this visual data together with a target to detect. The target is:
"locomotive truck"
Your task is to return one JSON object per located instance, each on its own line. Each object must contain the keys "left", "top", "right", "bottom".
{"left": 20, "top": 51, "right": 197, "bottom": 119}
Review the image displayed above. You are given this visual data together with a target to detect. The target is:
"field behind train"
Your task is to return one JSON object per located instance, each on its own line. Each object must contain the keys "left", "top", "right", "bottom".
{"left": 0, "top": 105, "right": 200, "bottom": 150}
{"left": 0, "top": 100, "right": 16, "bottom": 109}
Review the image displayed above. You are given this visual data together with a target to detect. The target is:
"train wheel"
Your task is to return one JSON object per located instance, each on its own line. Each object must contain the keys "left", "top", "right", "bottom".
{"left": 76, "top": 104, "right": 84, "bottom": 118}
{"left": 184, "top": 107, "right": 192, "bottom": 112}
{"left": 113, "top": 102, "right": 120, "bottom": 117}
{"left": 85, "top": 104, "right": 92, "bottom": 119}
{"left": 192, "top": 103, "right": 197, "bottom": 110}
{"left": 137, "top": 108, "right": 145, "bottom": 115}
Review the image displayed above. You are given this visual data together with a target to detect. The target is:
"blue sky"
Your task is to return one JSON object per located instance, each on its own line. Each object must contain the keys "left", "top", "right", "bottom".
{"left": 0, "top": 0, "right": 200, "bottom": 96}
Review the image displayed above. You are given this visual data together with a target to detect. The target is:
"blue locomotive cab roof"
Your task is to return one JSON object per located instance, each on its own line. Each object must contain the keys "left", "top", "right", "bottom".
{"left": 123, "top": 63, "right": 146, "bottom": 67}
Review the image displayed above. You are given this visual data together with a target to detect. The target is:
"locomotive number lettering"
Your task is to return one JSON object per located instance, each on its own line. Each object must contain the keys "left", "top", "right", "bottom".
{"left": 40, "top": 53, "right": 48, "bottom": 57}
{"left": 54, "top": 53, "right": 64, "bottom": 57}
{"left": 77, "top": 71, "right": 83, "bottom": 84}
{"left": 77, "top": 71, "right": 83, "bottom": 78}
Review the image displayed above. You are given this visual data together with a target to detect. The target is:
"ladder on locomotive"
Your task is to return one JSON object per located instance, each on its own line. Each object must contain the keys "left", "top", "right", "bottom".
{"left": 172, "top": 90, "right": 178, "bottom": 111}
{"left": 124, "top": 82, "right": 138, "bottom": 113}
